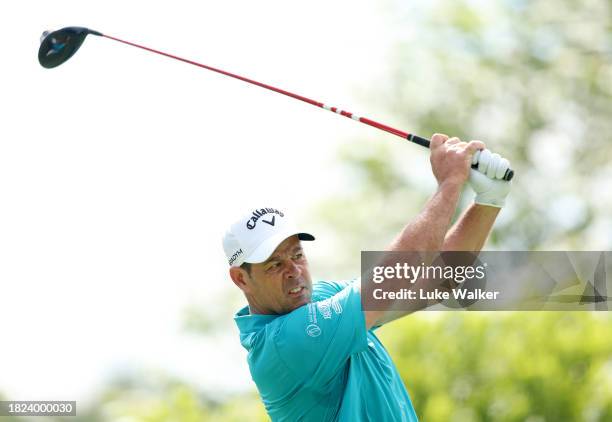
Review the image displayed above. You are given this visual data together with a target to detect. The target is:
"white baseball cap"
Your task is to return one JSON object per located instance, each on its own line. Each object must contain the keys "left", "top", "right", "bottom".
{"left": 222, "top": 207, "right": 315, "bottom": 267}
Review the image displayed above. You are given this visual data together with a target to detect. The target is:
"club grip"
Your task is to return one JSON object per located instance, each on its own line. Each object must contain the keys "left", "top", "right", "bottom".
{"left": 407, "top": 134, "right": 515, "bottom": 181}
{"left": 407, "top": 134, "right": 431, "bottom": 148}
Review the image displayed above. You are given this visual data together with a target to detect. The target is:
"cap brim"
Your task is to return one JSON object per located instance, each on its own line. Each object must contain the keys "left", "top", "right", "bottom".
{"left": 244, "top": 231, "right": 315, "bottom": 264}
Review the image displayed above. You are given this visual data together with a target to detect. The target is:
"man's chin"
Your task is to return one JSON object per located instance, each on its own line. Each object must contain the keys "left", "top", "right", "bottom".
{"left": 286, "top": 293, "right": 311, "bottom": 312}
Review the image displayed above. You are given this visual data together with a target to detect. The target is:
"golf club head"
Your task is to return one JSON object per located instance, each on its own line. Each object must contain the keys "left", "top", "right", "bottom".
{"left": 38, "top": 27, "right": 102, "bottom": 69}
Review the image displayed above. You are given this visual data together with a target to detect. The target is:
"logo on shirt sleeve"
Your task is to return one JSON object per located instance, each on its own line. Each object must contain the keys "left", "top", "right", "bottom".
{"left": 331, "top": 298, "right": 343, "bottom": 315}
{"left": 316, "top": 297, "right": 343, "bottom": 320}
{"left": 317, "top": 300, "right": 332, "bottom": 319}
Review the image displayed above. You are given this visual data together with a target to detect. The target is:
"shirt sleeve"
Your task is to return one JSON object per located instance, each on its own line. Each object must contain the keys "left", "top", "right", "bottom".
{"left": 273, "top": 281, "right": 368, "bottom": 389}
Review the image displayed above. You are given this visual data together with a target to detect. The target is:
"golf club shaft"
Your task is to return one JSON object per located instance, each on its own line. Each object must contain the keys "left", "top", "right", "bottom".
{"left": 102, "top": 34, "right": 430, "bottom": 147}
{"left": 100, "top": 33, "right": 512, "bottom": 181}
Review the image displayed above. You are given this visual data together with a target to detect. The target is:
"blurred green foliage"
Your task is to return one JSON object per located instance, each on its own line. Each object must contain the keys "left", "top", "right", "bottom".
{"left": 379, "top": 312, "right": 612, "bottom": 421}
{"left": 49, "top": 372, "right": 269, "bottom": 422}
{"left": 88, "top": 383, "right": 268, "bottom": 422}
{"left": 31, "top": 313, "right": 610, "bottom": 422}
{"left": 307, "top": 0, "right": 612, "bottom": 278}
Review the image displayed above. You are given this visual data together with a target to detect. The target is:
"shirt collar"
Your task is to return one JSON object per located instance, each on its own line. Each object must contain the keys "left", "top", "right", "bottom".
{"left": 234, "top": 306, "right": 279, "bottom": 349}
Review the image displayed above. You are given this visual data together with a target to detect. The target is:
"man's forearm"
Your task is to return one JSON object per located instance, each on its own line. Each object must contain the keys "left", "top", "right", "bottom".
{"left": 388, "top": 182, "right": 462, "bottom": 252}
{"left": 442, "top": 204, "right": 500, "bottom": 251}
{"left": 364, "top": 135, "right": 506, "bottom": 328}
{"left": 369, "top": 202, "right": 500, "bottom": 327}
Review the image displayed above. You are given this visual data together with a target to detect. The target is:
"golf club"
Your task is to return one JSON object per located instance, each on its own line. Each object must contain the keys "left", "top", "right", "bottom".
{"left": 39, "top": 26, "right": 514, "bottom": 181}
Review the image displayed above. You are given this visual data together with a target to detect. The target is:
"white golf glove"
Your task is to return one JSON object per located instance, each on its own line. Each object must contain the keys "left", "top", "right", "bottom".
{"left": 469, "top": 149, "right": 512, "bottom": 208}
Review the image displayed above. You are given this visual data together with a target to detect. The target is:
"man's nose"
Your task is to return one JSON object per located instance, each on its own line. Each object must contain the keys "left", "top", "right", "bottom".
{"left": 285, "top": 260, "right": 301, "bottom": 278}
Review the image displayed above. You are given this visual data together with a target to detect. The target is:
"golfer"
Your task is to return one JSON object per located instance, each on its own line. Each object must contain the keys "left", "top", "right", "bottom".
{"left": 223, "top": 134, "right": 512, "bottom": 421}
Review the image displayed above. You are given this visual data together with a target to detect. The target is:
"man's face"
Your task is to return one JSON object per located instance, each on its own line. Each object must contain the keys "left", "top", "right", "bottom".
{"left": 240, "top": 235, "right": 312, "bottom": 315}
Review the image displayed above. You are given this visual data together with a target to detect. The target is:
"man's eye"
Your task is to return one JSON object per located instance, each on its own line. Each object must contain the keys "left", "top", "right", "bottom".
{"left": 294, "top": 252, "right": 304, "bottom": 260}
{"left": 267, "top": 262, "right": 281, "bottom": 271}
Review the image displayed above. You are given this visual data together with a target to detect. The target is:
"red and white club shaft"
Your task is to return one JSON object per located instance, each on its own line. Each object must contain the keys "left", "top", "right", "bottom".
{"left": 101, "top": 33, "right": 513, "bottom": 181}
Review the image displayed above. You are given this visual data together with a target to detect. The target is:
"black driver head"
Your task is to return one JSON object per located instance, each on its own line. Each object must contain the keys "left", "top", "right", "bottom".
{"left": 38, "top": 27, "right": 102, "bottom": 69}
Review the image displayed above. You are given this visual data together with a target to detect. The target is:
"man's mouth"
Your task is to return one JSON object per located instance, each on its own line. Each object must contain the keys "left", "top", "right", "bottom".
{"left": 288, "top": 286, "right": 305, "bottom": 296}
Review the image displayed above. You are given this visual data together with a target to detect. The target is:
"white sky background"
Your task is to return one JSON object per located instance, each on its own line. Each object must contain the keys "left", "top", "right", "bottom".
{"left": 0, "top": 0, "right": 402, "bottom": 404}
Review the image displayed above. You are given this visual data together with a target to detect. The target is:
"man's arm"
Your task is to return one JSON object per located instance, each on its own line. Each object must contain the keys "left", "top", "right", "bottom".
{"left": 361, "top": 137, "right": 513, "bottom": 327}
{"left": 442, "top": 204, "right": 500, "bottom": 251}
{"left": 363, "top": 134, "right": 485, "bottom": 329}
{"left": 442, "top": 166, "right": 512, "bottom": 251}
{"left": 388, "top": 181, "right": 463, "bottom": 252}
{"left": 380, "top": 204, "right": 500, "bottom": 322}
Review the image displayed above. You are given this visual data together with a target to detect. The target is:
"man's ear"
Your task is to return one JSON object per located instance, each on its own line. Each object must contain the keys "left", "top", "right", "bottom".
{"left": 229, "top": 267, "right": 251, "bottom": 293}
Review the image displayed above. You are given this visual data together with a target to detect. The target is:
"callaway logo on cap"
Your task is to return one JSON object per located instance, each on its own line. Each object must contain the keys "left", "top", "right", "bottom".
{"left": 222, "top": 208, "right": 315, "bottom": 267}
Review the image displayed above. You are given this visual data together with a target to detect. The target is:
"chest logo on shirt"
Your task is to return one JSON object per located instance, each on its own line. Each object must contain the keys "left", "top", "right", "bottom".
{"left": 306, "top": 324, "right": 321, "bottom": 337}
{"left": 306, "top": 304, "right": 321, "bottom": 337}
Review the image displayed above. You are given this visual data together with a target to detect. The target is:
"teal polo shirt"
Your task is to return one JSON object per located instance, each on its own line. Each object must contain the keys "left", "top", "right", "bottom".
{"left": 234, "top": 279, "right": 418, "bottom": 421}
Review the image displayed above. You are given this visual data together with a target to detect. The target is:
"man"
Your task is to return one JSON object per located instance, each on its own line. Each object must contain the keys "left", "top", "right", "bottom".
{"left": 223, "top": 134, "right": 512, "bottom": 421}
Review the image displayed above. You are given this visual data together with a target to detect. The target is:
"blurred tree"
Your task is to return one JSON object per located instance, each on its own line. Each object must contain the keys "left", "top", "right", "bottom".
{"left": 379, "top": 312, "right": 612, "bottom": 422}
{"left": 305, "top": 0, "right": 612, "bottom": 280}
{"left": 62, "top": 371, "right": 268, "bottom": 422}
